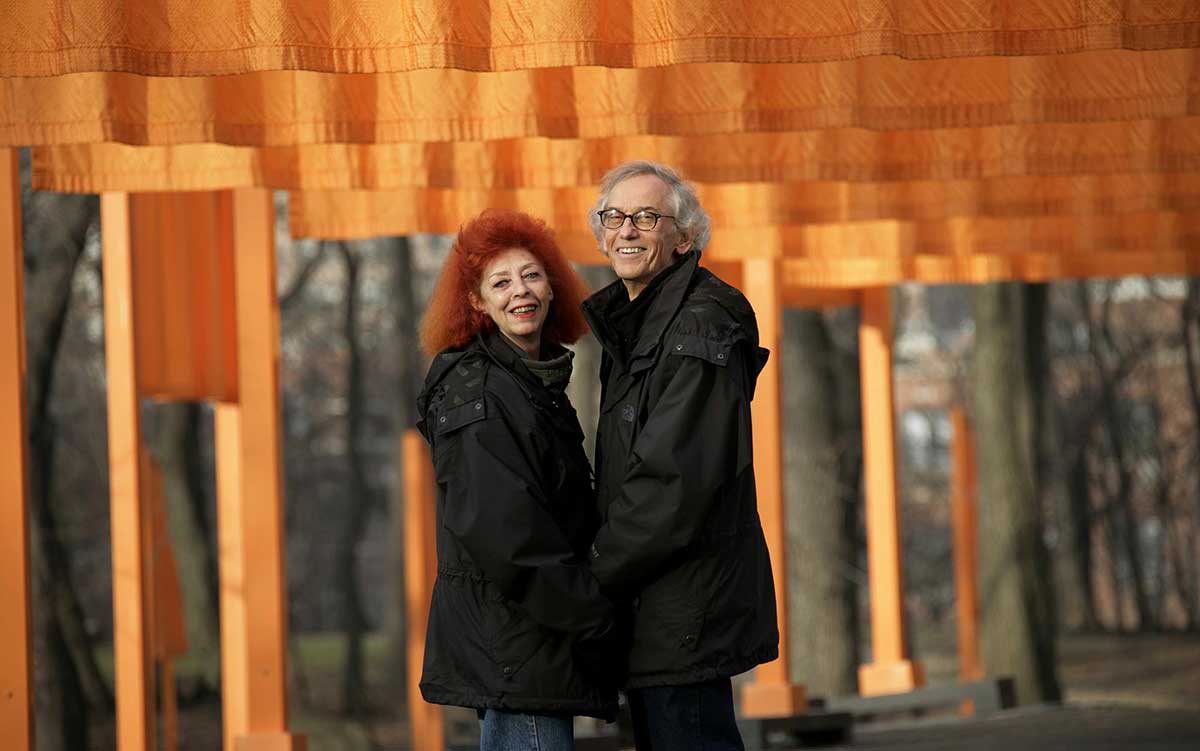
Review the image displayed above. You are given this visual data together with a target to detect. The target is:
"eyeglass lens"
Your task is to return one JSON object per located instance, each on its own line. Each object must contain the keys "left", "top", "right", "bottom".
{"left": 601, "top": 210, "right": 658, "bottom": 230}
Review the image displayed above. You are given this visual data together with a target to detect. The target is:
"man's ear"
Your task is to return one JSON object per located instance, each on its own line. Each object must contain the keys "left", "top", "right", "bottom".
{"left": 674, "top": 231, "right": 694, "bottom": 255}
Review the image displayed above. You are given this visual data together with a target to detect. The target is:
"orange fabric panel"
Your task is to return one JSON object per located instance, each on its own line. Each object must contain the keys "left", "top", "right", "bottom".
{"left": 282, "top": 171, "right": 1200, "bottom": 242}
{"left": 32, "top": 116, "right": 1200, "bottom": 192}
{"left": 4, "top": 1, "right": 1197, "bottom": 77}
{"left": 5, "top": 50, "right": 1199, "bottom": 146}
{"left": 782, "top": 251, "right": 1200, "bottom": 288}
{"left": 777, "top": 212, "right": 1200, "bottom": 286}
{"left": 129, "top": 192, "right": 238, "bottom": 402}
{"left": 290, "top": 189, "right": 1200, "bottom": 284}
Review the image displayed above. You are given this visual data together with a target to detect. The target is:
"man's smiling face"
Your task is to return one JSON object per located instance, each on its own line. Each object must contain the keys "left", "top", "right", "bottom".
{"left": 602, "top": 174, "right": 693, "bottom": 300}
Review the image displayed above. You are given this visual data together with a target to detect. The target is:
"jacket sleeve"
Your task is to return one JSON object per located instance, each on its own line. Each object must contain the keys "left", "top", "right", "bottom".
{"left": 589, "top": 345, "right": 753, "bottom": 596}
{"left": 437, "top": 403, "right": 613, "bottom": 637}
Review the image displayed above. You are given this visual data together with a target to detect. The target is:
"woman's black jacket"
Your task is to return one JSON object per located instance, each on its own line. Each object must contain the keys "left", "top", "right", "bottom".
{"left": 415, "top": 331, "right": 618, "bottom": 720}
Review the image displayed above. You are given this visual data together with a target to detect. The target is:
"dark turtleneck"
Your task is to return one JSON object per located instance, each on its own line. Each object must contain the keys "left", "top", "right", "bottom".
{"left": 495, "top": 334, "right": 575, "bottom": 391}
{"left": 606, "top": 257, "right": 686, "bottom": 358}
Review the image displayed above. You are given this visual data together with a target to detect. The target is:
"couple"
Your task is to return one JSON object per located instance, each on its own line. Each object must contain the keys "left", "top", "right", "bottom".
{"left": 416, "top": 161, "right": 779, "bottom": 751}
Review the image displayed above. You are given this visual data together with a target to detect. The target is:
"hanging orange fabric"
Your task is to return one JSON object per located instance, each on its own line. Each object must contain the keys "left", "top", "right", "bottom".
{"left": 129, "top": 192, "right": 238, "bottom": 402}
{"left": 4, "top": 49, "right": 1198, "bottom": 146}
{"left": 287, "top": 186, "right": 1200, "bottom": 282}
{"left": 33, "top": 117, "right": 1200, "bottom": 192}
{"left": 5, "top": 1, "right": 1197, "bottom": 77}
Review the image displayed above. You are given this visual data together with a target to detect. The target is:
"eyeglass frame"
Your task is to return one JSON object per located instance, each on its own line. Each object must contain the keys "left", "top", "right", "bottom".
{"left": 596, "top": 208, "right": 677, "bottom": 231}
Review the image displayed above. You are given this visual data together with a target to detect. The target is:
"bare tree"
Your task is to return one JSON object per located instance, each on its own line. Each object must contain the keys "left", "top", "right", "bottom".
{"left": 384, "top": 236, "right": 420, "bottom": 706}
{"left": 1086, "top": 284, "right": 1157, "bottom": 630}
{"left": 333, "top": 240, "right": 377, "bottom": 715}
{"left": 782, "top": 308, "right": 859, "bottom": 696}
{"left": 23, "top": 169, "right": 109, "bottom": 748}
{"left": 1181, "top": 280, "right": 1200, "bottom": 628}
{"left": 971, "top": 282, "right": 1061, "bottom": 703}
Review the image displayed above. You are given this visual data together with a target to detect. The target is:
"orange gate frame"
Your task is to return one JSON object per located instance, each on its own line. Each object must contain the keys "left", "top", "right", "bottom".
{"left": 0, "top": 147, "right": 33, "bottom": 751}
{"left": 857, "top": 287, "right": 924, "bottom": 696}
{"left": 96, "top": 189, "right": 307, "bottom": 751}
{"left": 5, "top": 184, "right": 965, "bottom": 750}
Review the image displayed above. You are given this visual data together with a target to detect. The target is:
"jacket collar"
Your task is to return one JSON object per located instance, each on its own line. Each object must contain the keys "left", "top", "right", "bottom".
{"left": 583, "top": 250, "right": 700, "bottom": 367}
{"left": 477, "top": 329, "right": 572, "bottom": 405}
{"left": 477, "top": 328, "right": 544, "bottom": 382}
{"left": 420, "top": 329, "right": 546, "bottom": 401}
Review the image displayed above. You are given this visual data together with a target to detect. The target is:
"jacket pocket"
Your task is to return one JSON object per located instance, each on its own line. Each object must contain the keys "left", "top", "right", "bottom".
{"left": 666, "top": 333, "right": 735, "bottom": 367}
{"left": 633, "top": 567, "right": 707, "bottom": 659}
{"left": 484, "top": 584, "right": 547, "bottom": 682}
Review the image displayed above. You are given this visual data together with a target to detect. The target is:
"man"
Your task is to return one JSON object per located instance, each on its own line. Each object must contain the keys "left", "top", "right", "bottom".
{"left": 581, "top": 161, "right": 779, "bottom": 750}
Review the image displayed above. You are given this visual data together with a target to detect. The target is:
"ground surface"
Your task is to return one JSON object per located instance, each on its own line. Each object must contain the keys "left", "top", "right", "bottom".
{"left": 825, "top": 705, "right": 1199, "bottom": 750}
{"left": 85, "top": 631, "right": 1200, "bottom": 749}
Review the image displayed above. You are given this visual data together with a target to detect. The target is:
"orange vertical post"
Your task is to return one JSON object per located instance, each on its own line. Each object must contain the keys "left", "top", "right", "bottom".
{"left": 0, "top": 148, "right": 33, "bottom": 751}
{"left": 144, "top": 445, "right": 188, "bottom": 751}
{"left": 217, "top": 188, "right": 305, "bottom": 751}
{"left": 403, "top": 430, "right": 444, "bottom": 751}
{"left": 739, "top": 257, "right": 807, "bottom": 717}
{"left": 102, "top": 192, "right": 157, "bottom": 751}
{"left": 950, "top": 406, "right": 982, "bottom": 684}
{"left": 211, "top": 199, "right": 246, "bottom": 751}
{"left": 857, "top": 286, "right": 923, "bottom": 696}
{"left": 215, "top": 404, "right": 248, "bottom": 751}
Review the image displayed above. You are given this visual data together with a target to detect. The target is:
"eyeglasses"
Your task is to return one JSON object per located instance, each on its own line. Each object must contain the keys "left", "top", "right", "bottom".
{"left": 597, "top": 208, "right": 676, "bottom": 231}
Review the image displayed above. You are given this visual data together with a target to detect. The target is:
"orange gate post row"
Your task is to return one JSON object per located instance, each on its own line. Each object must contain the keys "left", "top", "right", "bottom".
{"left": 403, "top": 431, "right": 444, "bottom": 751}
{"left": 101, "top": 192, "right": 158, "bottom": 751}
{"left": 215, "top": 188, "right": 305, "bottom": 751}
{"left": 739, "top": 273, "right": 923, "bottom": 703}
{"left": 144, "top": 444, "right": 191, "bottom": 751}
{"left": 858, "top": 286, "right": 924, "bottom": 696}
{"left": 951, "top": 407, "right": 983, "bottom": 686}
{"left": 11, "top": 188, "right": 940, "bottom": 751}
{"left": 0, "top": 147, "right": 33, "bottom": 751}
{"left": 98, "top": 188, "right": 304, "bottom": 751}
{"left": 740, "top": 257, "right": 809, "bottom": 716}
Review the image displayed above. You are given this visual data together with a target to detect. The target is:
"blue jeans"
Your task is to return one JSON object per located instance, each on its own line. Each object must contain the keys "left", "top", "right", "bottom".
{"left": 478, "top": 709, "right": 574, "bottom": 751}
{"left": 627, "top": 678, "right": 744, "bottom": 751}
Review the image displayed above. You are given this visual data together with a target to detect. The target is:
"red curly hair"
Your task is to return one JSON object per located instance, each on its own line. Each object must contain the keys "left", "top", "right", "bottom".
{"left": 421, "top": 209, "right": 592, "bottom": 355}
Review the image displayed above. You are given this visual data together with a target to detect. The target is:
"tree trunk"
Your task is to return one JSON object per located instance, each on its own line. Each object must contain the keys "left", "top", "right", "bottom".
{"left": 1019, "top": 283, "right": 1061, "bottom": 684}
{"left": 31, "top": 521, "right": 89, "bottom": 751}
{"left": 1181, "top": 280, "right": 1200, "bottom": 629}
{"left": 335, "top": 242, "right": 372, "bottom": 715}
{"left": 781, "top": 309, "right": 858, "bottom": 695}
{"left": 146, "top": 402, "right": 222, "bottom": 693}
{"left": 1098, "top": 481, "right": 1131, "bottom": 631}
{"left": 1066, "top": 448, "right": 1101, "bottom": 630}
{"left": 826, "top": 307, "right": 864, "bottom": 670}
{"left": 22, "top": 179, "right": 109, "bottom": 747}
{"left": 970, "top": 282, "right": 1061, "bottom": 703}
{"left": 1086, "top": 285, "right": 1156, "bottom": 631}
{"left": 384, "top": 236, "right": 420, "bottom": 706}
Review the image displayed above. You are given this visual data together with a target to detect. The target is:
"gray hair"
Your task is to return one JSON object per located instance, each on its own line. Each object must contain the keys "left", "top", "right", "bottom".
{"left": 588, "top": 160, "right": 712, "bottom": 253}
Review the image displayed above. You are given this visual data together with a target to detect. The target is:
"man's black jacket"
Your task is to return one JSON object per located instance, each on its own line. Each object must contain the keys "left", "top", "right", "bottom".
{"left": 582, "top": 250, "right": 780, "bottom": 689}
{"left": 415, "top": 331, "right": 618, "bottom": 719}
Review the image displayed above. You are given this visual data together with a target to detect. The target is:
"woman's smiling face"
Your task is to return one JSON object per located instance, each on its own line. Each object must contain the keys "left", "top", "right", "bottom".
{"left": 472, "top": 247, "right": 554, "bottom": 357}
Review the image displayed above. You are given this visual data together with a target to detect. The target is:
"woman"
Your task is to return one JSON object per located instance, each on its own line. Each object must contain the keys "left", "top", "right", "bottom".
{"left": 417, "top": 209, "right": 619, "bottom": 750}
